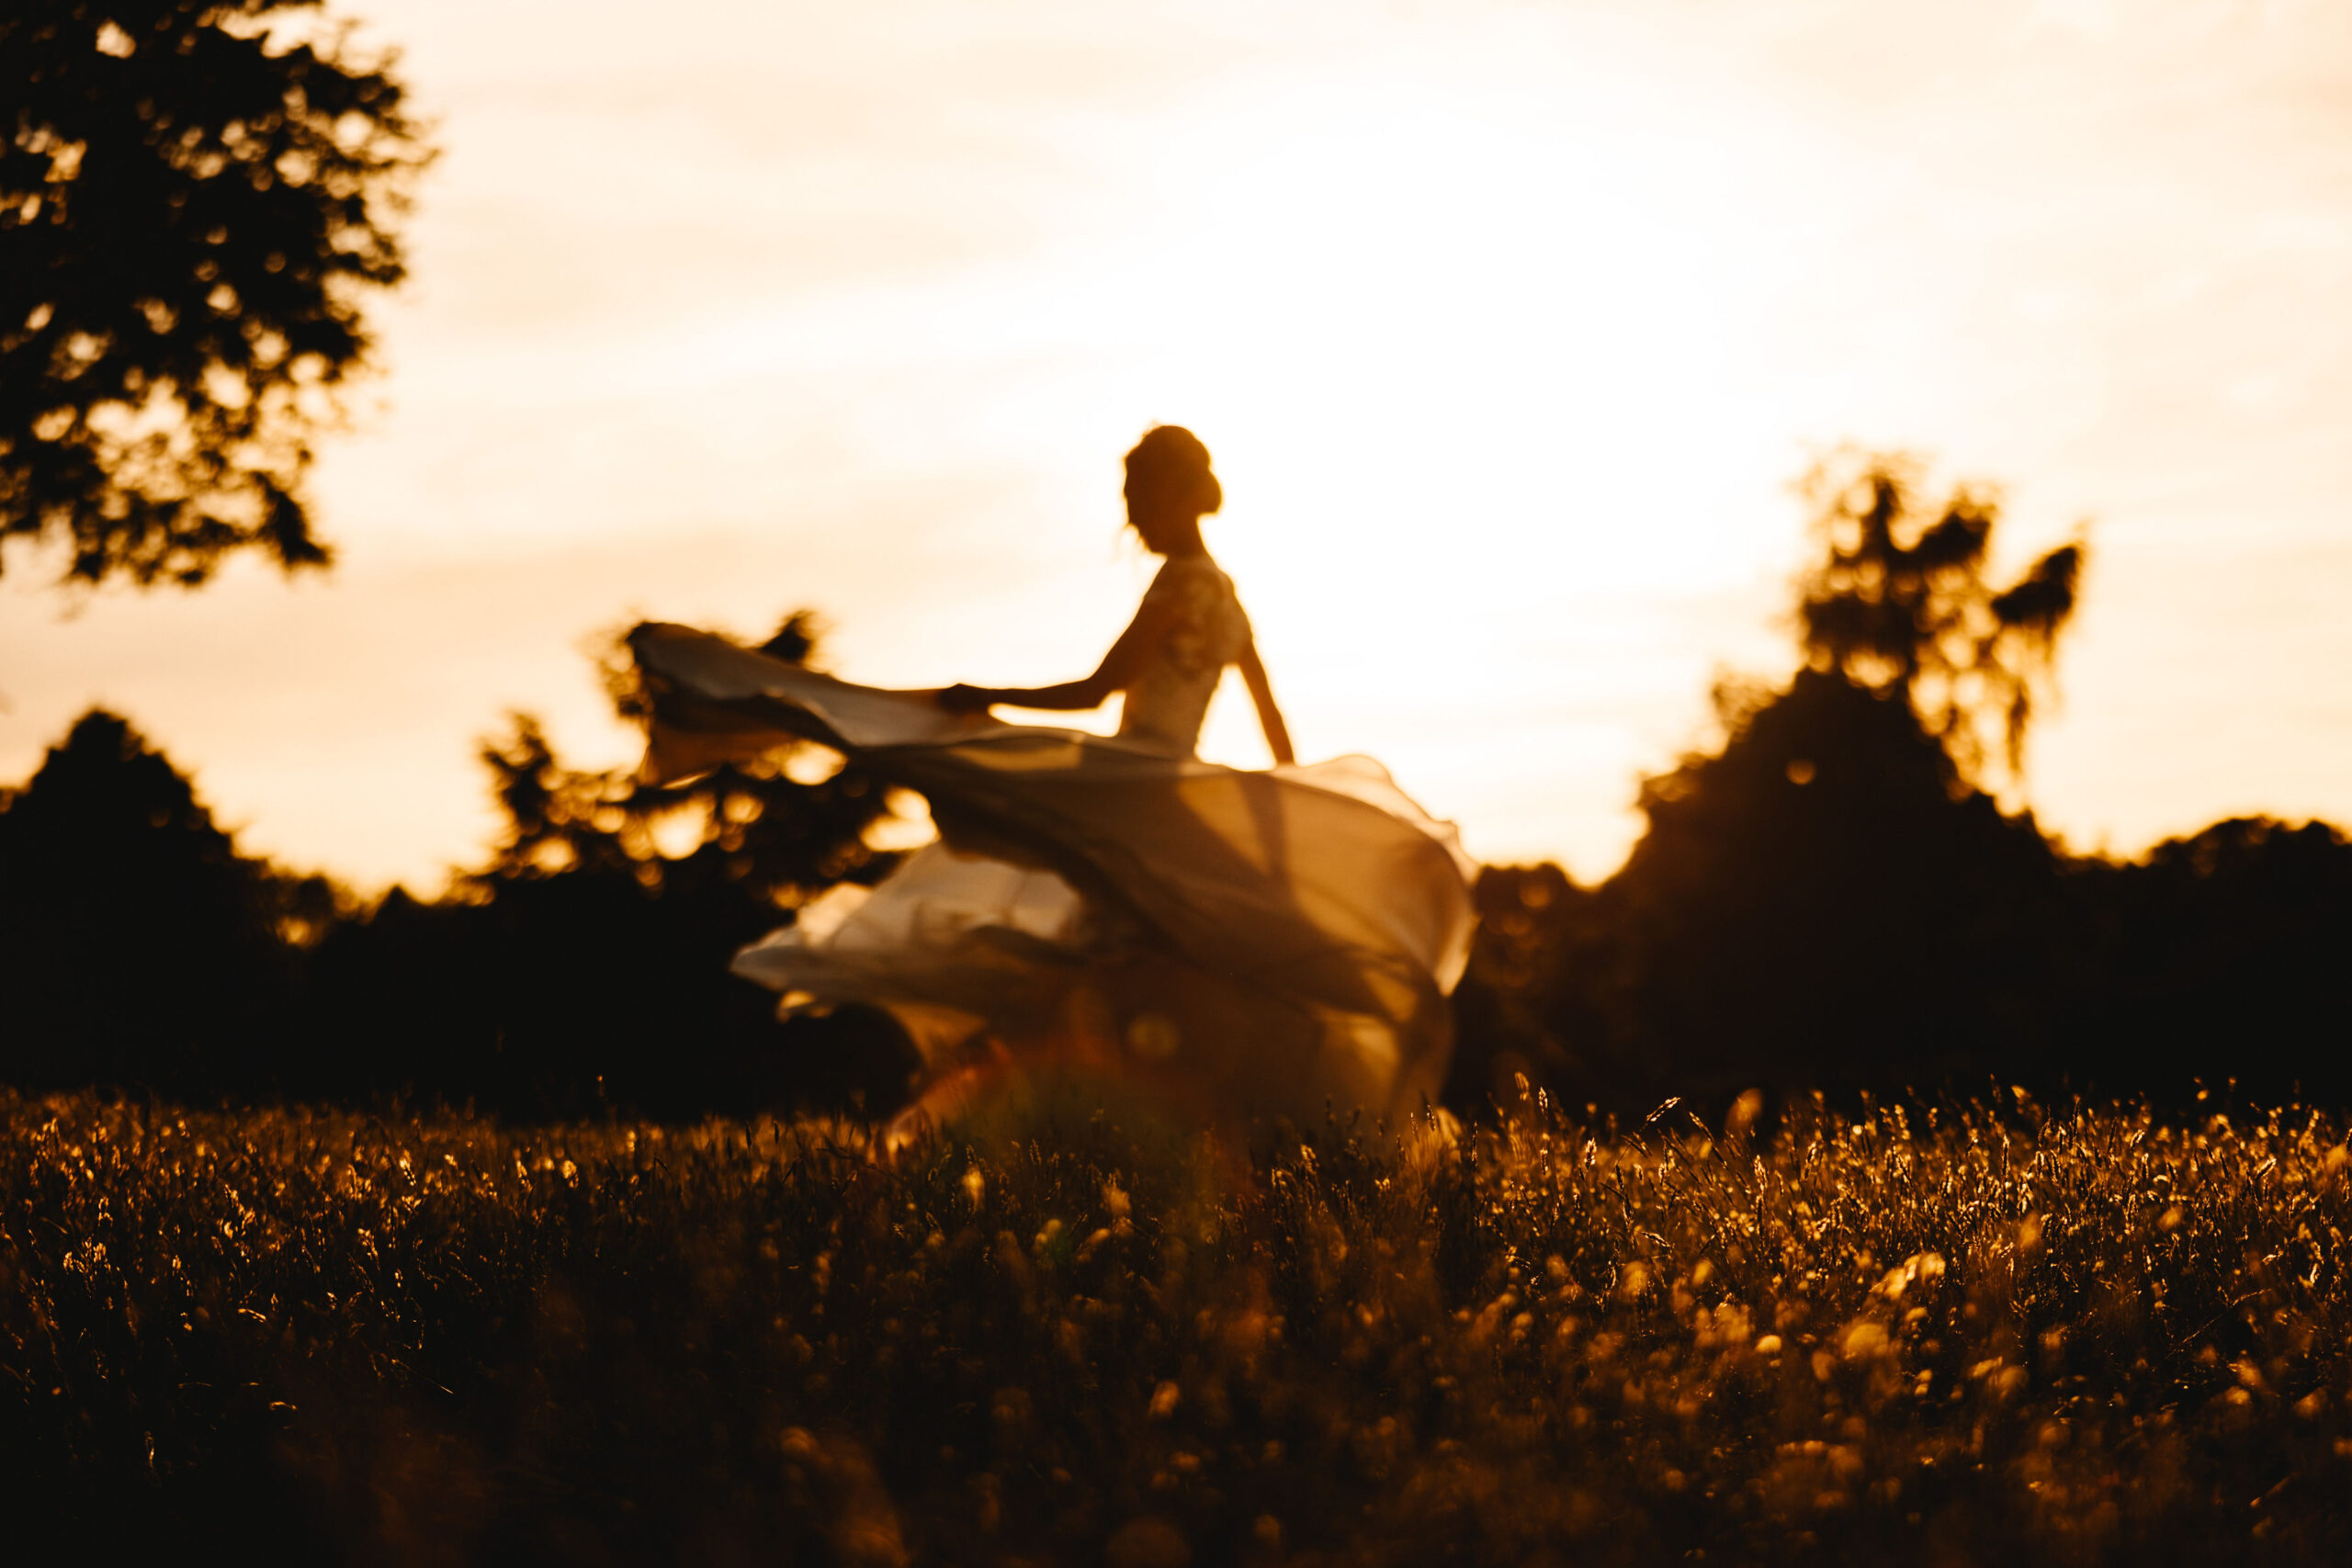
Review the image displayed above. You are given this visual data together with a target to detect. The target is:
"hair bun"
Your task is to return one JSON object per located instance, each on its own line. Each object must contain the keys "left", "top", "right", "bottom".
{"left": 1125, "top": 424, "right": 1222, "bottom": 515}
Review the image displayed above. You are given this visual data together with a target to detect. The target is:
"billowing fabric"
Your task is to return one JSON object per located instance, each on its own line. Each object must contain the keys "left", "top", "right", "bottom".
{"left": 628, "top": 617, "right": 1476, "bottom": 1123}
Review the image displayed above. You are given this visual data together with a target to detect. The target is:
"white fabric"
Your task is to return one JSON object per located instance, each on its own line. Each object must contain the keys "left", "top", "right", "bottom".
{"left": 628, "top": 616, "right": 1477, "bottom": 1123}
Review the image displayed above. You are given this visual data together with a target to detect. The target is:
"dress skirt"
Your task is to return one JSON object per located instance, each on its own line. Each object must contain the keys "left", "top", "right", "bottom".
{"left": 628, "top": 623, "right": 1476, "bottom": 1124}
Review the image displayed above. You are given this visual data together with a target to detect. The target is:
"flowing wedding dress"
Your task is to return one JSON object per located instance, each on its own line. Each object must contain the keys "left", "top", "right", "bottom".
{"left": 627, "top": 557, "right": 1476, "bottom": 1124}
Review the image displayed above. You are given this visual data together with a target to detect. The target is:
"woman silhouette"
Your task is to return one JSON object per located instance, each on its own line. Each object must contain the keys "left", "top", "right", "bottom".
{"left": 628, "top": 426, "right": 1474, "bottom": 1128}
{"left": 936, "top": 426, "right": 1294, "bottom": 764}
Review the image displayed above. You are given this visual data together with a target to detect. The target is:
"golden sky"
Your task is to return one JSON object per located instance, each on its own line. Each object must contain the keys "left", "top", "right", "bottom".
{"left": 4, "top": 0, "right": 2348, "bottom": 888}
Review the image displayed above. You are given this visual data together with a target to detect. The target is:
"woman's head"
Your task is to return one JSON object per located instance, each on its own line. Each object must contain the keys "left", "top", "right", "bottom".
{"left": 1123, "top": 425, "right": 1221, "bottom": 552}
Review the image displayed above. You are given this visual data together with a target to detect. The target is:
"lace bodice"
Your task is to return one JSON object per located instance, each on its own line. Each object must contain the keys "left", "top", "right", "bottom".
{"left": 1117, "top": 555, "right": 1251, "bottom": 756}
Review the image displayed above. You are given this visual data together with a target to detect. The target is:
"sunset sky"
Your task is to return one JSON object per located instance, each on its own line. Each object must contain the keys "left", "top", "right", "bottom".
{"left": 4, "top": 0, "right": 2347, "bottom": 890}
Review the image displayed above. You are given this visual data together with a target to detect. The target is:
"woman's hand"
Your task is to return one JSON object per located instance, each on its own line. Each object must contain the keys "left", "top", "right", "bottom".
{"left": 936, "top": 683, "right": 997, "bottom": 715}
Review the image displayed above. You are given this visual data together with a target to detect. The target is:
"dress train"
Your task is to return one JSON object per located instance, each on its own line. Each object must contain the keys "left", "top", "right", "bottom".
{"left": 628, "top": 622, "right": 1476, "bottom": 1124}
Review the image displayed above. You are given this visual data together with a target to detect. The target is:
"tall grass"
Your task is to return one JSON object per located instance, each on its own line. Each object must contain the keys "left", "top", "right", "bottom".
{"left": 4, "top": 1083, "right": 2348, "bottom": 1563}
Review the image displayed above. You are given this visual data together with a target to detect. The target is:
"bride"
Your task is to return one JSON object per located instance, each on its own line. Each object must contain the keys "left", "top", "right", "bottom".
{"left": 628, "top": 426, "right": 1475, "bottom": 1128}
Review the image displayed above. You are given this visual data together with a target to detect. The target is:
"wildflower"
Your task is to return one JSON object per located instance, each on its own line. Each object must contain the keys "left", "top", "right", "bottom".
{"left": 1841, "top": 1321, "right": 1889, "bottom": 1360}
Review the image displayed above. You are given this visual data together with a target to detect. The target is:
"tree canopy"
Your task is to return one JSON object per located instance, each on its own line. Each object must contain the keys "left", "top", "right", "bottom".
{"left": 1451, "top": 453, "right": 2095, "bottom": 1111}
{"left": 0, "top": 613, "right": 918, "bottom": 1116}
{"left": 471, "top": 615, "right": 896, "bottom": 905}
{"left": 0, "top": 707, "right": 340, "bottom": 1089}
{"left": 1795, "top": 451, "right": 2083, "bottom": 786}
{"left": 299, "top": 613, "right": 919, "bottom": 1118}
{"left": 0, "top": 1, "right": 427, "bottom": 588}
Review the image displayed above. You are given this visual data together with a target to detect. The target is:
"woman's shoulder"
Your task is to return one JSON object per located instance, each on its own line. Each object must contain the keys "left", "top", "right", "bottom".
{"left": 1148, "top": 553, "right": 1238, "bottom": 602}
{"left": 1144, "top": 555, "right": 1250, "bottom": 656}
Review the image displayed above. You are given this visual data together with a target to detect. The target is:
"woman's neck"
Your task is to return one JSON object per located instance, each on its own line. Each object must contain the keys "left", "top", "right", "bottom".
{"left": 1155, "top": 519, "right": 1210, "bottom": 558}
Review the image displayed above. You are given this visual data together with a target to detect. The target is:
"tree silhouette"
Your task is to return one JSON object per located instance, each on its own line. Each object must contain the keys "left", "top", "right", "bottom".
{"left": 1452, "top": 454, "right": 2087, "bottom": 1112}
{"left": 1796, "top": 451, "right": 2083, "bottom": 786}
{"left": 301, "top": 615, "right": 920, "bottom": 1118}
{"left": 2058, "top": 817, "right": 2352, "bottom": 1102}
{"left": 1, "top": 1, "right": 427, "bottom": 588}
{"left": 1591, "top": 670, "right": 2062, "bottom": 1102}
{"left": 0, "top": 617, "right": 917, "bottom": 1116}
{"left": 473, "top": 617, "right": 886, "bottom": 901}
{"left": 0, "top": 708, "right": 339, "bottom": 1089}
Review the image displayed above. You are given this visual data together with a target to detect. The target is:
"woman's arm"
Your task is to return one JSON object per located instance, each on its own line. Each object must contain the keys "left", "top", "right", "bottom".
{"left": 1238, "top": 637, "right": 1295, "bottom": 766}
{"left": 938, "top": 586, "right": 1184, "bottom": 714}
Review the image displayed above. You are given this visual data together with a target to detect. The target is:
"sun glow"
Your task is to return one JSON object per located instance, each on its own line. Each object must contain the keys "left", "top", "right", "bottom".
{"left": 914, "top": 65, "right": 1803, "bottom": 863}
{"left": 10, "top": 0, "right": 2347, "bottom": 892}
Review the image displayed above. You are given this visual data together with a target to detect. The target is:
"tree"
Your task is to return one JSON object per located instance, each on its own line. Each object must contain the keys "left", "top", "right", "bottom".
{"left": 1, "top": 1, "right": 427, "bottom": 588}
{"left": 1449, "top": 454, "right": 2089, "bottom": 1113}
{"left": 1583, "top": 669, "right": 2064, "bottom": 1103}
{"left": 474, "top": 615, "right": 890, "bottom": 900}
{"left": 0, "top": 617, "right": 916, "bottom": 1116}
{"left": 2058, "top": 817, "right": 2352, "bottom": 1103}
{"left": 301, "top": 615, "right": 922, "bottom": 1118}
{"left": 1795, "top": 451, "right": 2083, "bottom": 787}
{"left": 0, "top": 708, "right": 342, "bottom": 1089}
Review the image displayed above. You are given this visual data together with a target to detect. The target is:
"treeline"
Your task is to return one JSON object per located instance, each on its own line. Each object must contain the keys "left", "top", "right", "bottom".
{"left": 4, "top": 461, "right": 2346, "bottom": 1122}
{"left": 1447, "top": 672, "right": 2352, "bottom": 1114}
{"left": 0, "top": 618, "right": 919, "bottom": 1121}
{"left": 1448, "top": 457, "right": 2352, "bottom": 1115}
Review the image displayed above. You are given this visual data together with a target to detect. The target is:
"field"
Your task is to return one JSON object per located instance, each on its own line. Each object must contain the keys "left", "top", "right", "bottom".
{"left": 5, "top": 1082, "right": 2350, "bottom": 1565}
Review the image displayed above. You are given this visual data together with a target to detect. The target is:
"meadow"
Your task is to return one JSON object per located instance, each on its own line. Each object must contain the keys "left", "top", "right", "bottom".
{"left": 5, "top": 1081, "right": 2349, "bottom": 1565}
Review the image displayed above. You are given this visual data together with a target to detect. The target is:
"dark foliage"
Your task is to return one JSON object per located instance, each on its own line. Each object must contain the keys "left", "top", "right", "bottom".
{"left": 6, "top": 1089, "right": 2352, "bottom": 1564}
{"left": 0, "top": 709, "right": 340, "bottom": 1092}
{"left": 0, "top": 618, "right": 919, "bottom": 1120}
{"left": 1, "top": 0, "right": 426, "bottom": 587}
{"left": 294, "top": 615, "right": 919, "bottom": 1120}
{"left": 2055, "top": 818, "right": 2352, "bottom": 1099}
{"left": 1449, "top": 457, "right": 2347, "bottom": 1118}
{"left": 1451, "top": 671, "right": 2068, "bottom": 1111}
{"left": 1796, "top": 451, "right": 2082, "bottom": 784}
